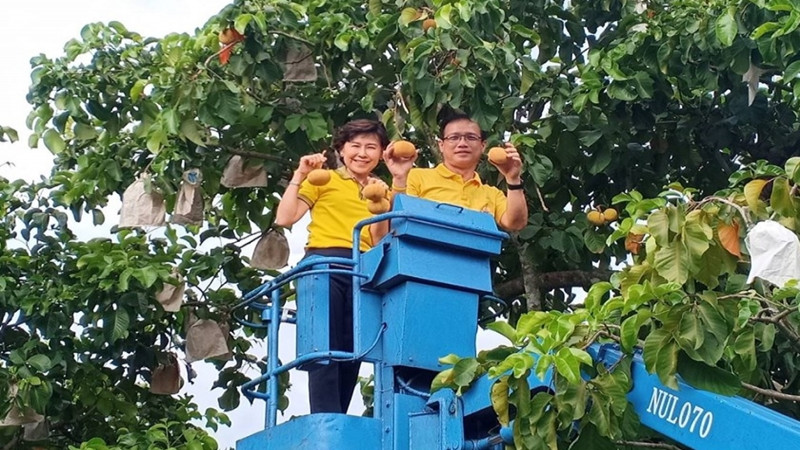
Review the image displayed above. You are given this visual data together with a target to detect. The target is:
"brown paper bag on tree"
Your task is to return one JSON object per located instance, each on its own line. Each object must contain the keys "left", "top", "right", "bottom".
{"left": 119, "top": 175, "right": 166, "bottom": 228}
{"left": 1, "top": 384, "right": 44, "bottom": 427}
{"left": 156, "top": 269, "right": 185, "bottom": 312}
{"left": 251, "top": 229, "right": 290, "bottom": 270}
{"left": 221, "top": 155, "right": 267, "bottom": 188}
{"left": 23, "top": 418, "right": 49, "bottom": 441}
{"left": 283, "top": 43, "right": 317, "bottom": 82}
{"left": 185, "top": 315, "right": 231, "bottom": 363}
{"left": 172, "top": 168, "right": 204, "bottom": 226}
{"left": 150, "top": 352, "right": 182, "bottom": 395}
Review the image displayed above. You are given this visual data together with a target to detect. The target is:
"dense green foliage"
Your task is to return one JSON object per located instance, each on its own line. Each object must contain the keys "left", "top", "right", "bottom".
{"left": 3, "top": 0, "right": 800, "bottom": 448}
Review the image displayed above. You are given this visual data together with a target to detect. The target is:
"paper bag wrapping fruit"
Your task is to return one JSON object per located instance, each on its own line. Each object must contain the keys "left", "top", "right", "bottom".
{"left": 173, "top": 168, "right": 204, "bottom": 226}
{"left": 221, "top": 155, "right": 268, "bottom": 188}
{"left": 251, "top": 229, "right": 290, "bottom": 270}
{"left": 746, "top": 220, "right": 800, "bottom": 287}
{"left": 119, "top": 175, "right": 166, "bottom": 228}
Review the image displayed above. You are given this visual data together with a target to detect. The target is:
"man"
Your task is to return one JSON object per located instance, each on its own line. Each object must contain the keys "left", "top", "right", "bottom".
{"left": 384, "top": 112, "right": 528, "bottom": 231}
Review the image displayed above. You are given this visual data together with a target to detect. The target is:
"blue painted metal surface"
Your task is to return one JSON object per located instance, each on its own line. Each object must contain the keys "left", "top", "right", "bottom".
{"left": 236, "top": 413, "right": 381, "bottom": 450}
{"left": 234, "top": 195, "right": 800, "bottom": 450}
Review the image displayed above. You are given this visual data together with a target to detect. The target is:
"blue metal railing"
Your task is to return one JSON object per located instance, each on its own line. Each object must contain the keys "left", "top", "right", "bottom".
{"left": 233, "top": 207, "right": 509, "bottom": 428}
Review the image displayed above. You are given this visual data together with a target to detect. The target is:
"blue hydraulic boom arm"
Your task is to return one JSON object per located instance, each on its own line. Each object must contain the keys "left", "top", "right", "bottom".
{"left": 234, "top": 195, "right": 800, "bottom": 450}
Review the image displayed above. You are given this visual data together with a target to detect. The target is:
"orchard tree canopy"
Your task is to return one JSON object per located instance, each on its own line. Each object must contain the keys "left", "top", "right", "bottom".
{"left": 3, "top": 0, "right": 800, "bottom": 448}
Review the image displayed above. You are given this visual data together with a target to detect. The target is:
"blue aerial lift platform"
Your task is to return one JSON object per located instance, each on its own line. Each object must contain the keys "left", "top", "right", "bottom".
{"left": 233, "top": 194, "right": 800, "bottom": 449}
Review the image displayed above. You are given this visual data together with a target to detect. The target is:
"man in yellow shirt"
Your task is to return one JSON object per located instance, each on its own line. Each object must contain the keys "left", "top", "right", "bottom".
{"left": 385, "top": 112, "right": 528, "bottom": 231}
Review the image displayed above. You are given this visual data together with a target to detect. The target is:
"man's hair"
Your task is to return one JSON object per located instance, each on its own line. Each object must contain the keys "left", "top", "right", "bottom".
{"left": 437, "top": 111, "right": 488, "bottom": 140}
{"left": 328, "top": 119, "right": 389, "bottom": 167}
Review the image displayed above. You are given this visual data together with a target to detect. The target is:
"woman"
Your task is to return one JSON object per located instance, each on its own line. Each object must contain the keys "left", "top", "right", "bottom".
{"left": 274, "top": 119, "right": 389, "bottom": 414}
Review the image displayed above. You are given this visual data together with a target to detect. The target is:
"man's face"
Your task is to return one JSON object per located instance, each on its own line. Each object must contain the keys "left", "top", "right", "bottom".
{"left": 438, "top": 119, "right": 485, "bottom": 172}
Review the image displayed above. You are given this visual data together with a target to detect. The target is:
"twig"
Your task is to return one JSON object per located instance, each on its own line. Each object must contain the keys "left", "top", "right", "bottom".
{"left": 534, "top": 184, "right": 549, "bottom": 212}
{"left": 742, "top": 382, "right": 800, "bottom": 402}
{"left": 204, "top": 41, "right": 239, "bottom": 67}
{"left": 270, "top": 30, "right": 314, "bottom": 47}
{"left": 613, "top": 441, "right": 681, "bottom": 450}
{"left": 227, "top": 148, "right": 292, "bottom": 164}
{"left": 694, "top": 196, "right": 752, "bottom": 228}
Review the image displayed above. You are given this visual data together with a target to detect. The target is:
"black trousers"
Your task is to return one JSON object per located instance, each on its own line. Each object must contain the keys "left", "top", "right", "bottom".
{"left": 304, "top": 248, "right": 360, "bottom": 414}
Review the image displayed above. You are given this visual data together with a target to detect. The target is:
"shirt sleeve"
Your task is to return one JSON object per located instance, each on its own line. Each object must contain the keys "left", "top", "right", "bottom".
{"left": 491, "top": 186, "right": 508, "bottom": 225}
{"left": 406, "top": 168, "right": 421, "bottom": 197}
{"left": 297, "top": 179, "right": 319, "bottom": 207}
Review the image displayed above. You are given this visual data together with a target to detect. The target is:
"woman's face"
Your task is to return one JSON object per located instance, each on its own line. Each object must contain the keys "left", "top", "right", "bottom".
{"left": 339, "top": 133, "right": 383, "bottom": 177}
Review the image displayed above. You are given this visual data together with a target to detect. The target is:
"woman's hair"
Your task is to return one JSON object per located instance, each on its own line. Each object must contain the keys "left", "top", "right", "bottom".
{"left": 328, "top": 119, "right": 389, "bottom": 167}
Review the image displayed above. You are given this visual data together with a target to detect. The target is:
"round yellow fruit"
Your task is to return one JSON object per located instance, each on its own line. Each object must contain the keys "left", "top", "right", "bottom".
{"left": 307, "top": 169, "right": 330, "bottom": 186}
{"left": 362, "top": 183, "right": 387, "bottom": 202}
{"left": 587, "top": 210, "right": 605, "bottom": 226}
{"left": 422, "top": 19, "right": 437, "bottom": 32}
{"left": 218, "top": 29, "right": 237, "bottom": 44}
{"left": 603, "top": 208, "right": 618, "bottom": 222}
{"left": 393, "top": 140, "right": 416, "bottom": 158}
{"left": 488, "top": 147, "right": 508, "bottom": 165}
{"left": 367, "top": 198, "right": 391, "bottom": 214}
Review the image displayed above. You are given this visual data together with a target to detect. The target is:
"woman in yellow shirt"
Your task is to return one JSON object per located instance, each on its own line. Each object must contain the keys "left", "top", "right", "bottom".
{"left": 275, "top": 119, "right": 389, "bottom": 414}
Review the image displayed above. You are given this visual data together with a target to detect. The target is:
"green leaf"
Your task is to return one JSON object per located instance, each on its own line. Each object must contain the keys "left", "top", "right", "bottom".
{"left": 135, "top": 266, "right": 160, "bottom": 288}
{"left": 399, "top": 8, "right": 420, "bottom": 26}
{"left": 486, "top": 321, "right": 517, "bottom": 343}
{"left": 697, "top": 302, "right": 730, "bottom": 341}
{"left": 677, "top": 353, "right": 741, "bottom": 396}
{"left": 130, "top": 79, "right": 147, "bottom": 102}
{"left": 583, "top": 228, "right": 606, "bottom": 254}
{"left": 452, "top": 358, "right": 480, "bottom": 388}
{"left": 785, "top": 157, "right": 800, "bottom": 184}
{"left": 234, "top": 13, "right": 254, "bottom": 34}
{"left": 743, "top": 178, "right": 767, "bottom": 211}
{"left": 715, "top": 8, "right": 738, "bottom": 47}
{"left": 585, "top": 282, "right": 613, "bottom": 312}
{"left": 180, "top": 119, "right": 206, "bottom": 147}
{"left": 785, "top": 60, "right": 800, "bottom": 81}
{"left": 647, "top": 209, "right": 670, "bottom": 246}
{"left": 27, "top": 354, "right": 52, "bottom": 372}
{"left": 111, "top": 308, "right": 130, "bottom": 342}
{"left": 653, "top": 241, "right": 689, "bottom": 284}
{"left": 43, "top": 129, "right": 66, "bottom": 153}
{"left": 491, "top": 377, "right": 510, "bottom": 426}
{"left": 770, "top": 176, "right": 794, "bottom": 216}
{"left": 554, "top": 348, "right": 581, "bottom": 384}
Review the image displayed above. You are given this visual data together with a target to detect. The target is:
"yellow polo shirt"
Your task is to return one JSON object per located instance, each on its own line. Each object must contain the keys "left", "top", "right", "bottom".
{"left": 406, "top": 164, "right": 507, "bottom": 224}
{"left": 297, "top": 167, "right": 374, "bottom": 252}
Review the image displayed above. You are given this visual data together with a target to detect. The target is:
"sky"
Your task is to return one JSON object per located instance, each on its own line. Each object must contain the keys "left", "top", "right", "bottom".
{"left": 0, "top": 2, "right": 507, "bottom": 448}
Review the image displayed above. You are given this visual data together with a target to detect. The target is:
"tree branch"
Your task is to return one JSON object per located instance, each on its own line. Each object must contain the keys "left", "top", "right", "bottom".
{"left": 226, "top": 148, "right": 292, "bottom": 164}
{"left": 494, "top": 269, "right": 616, "bottom": 299}
{"left": 742, "top": 382, "right": 800, "bottom": 403}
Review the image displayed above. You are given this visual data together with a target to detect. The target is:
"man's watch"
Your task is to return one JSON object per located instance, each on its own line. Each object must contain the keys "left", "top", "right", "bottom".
{"left": 507, "top": 182, "right": 524, "bottom": 191}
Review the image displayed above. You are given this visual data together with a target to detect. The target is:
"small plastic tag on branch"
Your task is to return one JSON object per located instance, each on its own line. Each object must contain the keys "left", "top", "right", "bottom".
{"left": 119, "top": 175, "right": 166, "bottom": 228}
{"left": 746, "top": 220, "right": 800, "bottom": 287}
{"left": 221, "top": 155, "right": 268, "bottom": 188}
{"left": 156, "top": 269, "right": 185, "bottom": 312}
{"left": 172, "top": 168, "right": 204, "bottom": 226}
{"left": 251, "top": 229, "right": 290, "bottom": 270}
{"left": 150, "top": 352, "right": 182, "bottom": 395}
{"left": 185, "top": 316, "right": 231, "bottom": 363}
{"left": 283, "top": 43, "right": 317, "bottom": 82}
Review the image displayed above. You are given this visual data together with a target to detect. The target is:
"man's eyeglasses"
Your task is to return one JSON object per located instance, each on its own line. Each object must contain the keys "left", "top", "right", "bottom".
{"left": 442, "top": 134, "right": 482, "bottom": 143}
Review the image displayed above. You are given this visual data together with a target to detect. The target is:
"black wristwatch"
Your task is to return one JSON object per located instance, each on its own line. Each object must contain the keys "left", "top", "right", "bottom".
{"left": 507, "top": 182, "right": 524, "bottom": 191}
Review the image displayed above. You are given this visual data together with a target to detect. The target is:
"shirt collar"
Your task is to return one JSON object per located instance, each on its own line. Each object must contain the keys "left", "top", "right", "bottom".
{"left": 334, "top": 166, "right": 351, "bottom": 179}
{"left": 435, "top": 164, "right": 483, "bottom": 185}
